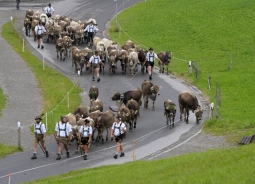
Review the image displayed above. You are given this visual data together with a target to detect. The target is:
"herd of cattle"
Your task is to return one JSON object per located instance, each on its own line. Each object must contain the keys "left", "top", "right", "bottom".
{"left": 23, "top": 9, "right": 172, "bottom": 76}
{"left": 23, "top": 9, "right": 204, "bottom": 150}
{"left": 61, "top": 83, "right": 203, "bottom": 151}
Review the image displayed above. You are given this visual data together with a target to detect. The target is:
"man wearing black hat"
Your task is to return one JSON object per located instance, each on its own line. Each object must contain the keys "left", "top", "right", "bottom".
{"left": 146, "top": 47, "right": 163, "bottom": 80}
{"left": 111, "top": 115, "right": 127, "bottom": 159}
{"left": 87, "top": 50, "right": 104, "bottom": 82}
{"left": 31, "top": 116, "right": 49, "bottom": 159}
{"left": 78, "top": 118, "right": 93, "bottom": 160}
{"left": 43, "top": 3, "right": 55, "bottom": 18}
{"left": 84, "top": 21, "right": 102, "bottom": 48}
{"left": 54, "top": 116, "right": 73, "bottom": 160}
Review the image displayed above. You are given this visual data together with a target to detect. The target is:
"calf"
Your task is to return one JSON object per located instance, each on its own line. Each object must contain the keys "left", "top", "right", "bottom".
{"left": 164, "top": 99, "right": 176, "bottom": 128}
{"left": 126, "top": 99, "right": 139, "bottom": 129}
{"left": 89, "top": 85, "right": 99, "bottom": 101}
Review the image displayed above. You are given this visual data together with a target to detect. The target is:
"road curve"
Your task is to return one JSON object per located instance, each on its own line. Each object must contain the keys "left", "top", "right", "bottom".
{"left": 0, "top": 0, "right": 209, "bottom": 183}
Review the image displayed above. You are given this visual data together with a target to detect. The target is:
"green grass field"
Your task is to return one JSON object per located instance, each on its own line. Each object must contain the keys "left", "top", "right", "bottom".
{"left": 1, "top": 21, "right": 82, "bottom": 135}
{"left": 0, "top": 143, "right": 22, "bottom": 159}
{"left": 109, "top": 0, "right": 255, "bottom": 140}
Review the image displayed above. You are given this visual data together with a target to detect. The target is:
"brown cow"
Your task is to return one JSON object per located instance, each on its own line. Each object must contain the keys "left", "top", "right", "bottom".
{"left": 62, "top": 36, "right": 73, "bottom": 58}
{"left": 126, "top": 99, "right": 139, "bottom": 129}
{"left": 72, "top": 46, "right": 85, "bottom": 74}
{"left": 158, "top": 51, "right": 172, "bottom": 74}
{"left": 89, "top": 110, "right": 115, "bottom": 145}
{"left": 117, "top": 106, "right": 131, "bottom": 130}
{"left": 138, "top": 48, "right": 147, "bottom": 74}
{"left": 110, "top": 88, "right": 142, "bottom": 110}
{"left": 90, "top": 98, "right": 103, "bottom": 113}
{"left": 122, "top": 40, "right": 135, "bottom": 51}
{"left": 24, "top": 18, "right": 32, "bottom": 37}
{"left": 108, "top": 49, "right": 119, "bottom": 75}
{"left": 56, "top": 38, "right": 66, "bottom": 61}
{"left": 118, "top": 50, "right": 129, "bottom": 74}
{"left": 73, "top": 106, "right": 88, "bottom": 122}
{"left": 178, "top": 91, "right": 203, "bottom": 124}
{"left": 89, "top": 85, "right": 99, "bottom": 101}
{"left": 141, "top": 80, "right": 162, "bottom": 109}
{"left": 164, "top": 99, "right": 177, "bottom": 128}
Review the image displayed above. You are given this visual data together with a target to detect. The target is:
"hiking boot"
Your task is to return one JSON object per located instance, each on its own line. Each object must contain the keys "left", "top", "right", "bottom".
{"left": 41, "top": 45, "right": 44, "bottom": 50}
{"left": 97, "top": 78, "right": 100, "bottom": 82}
{"left": 113, "top": 154, "right": 118, "bottom": 159}
{"left": 120, "top": 152, "right": 125, "bottom": 157}
{"left": 67, "top": 151, "right": 70, "bottom": 158}
{"left": 37, "top": 45, "right": 40, "bottom": 49}
{"left": 149, "top": 75, "right": 152, "bottom": 80}
{"left": 31, "top": 153, "right": 37, "bottom": 159}
{"left": 84, "top": 155, "right": 87, "bottom": 160}
{"left": 45, "top": 150, "right": 49, "bottom": 157}
{"left": 56, "top": 154, "right": 61, "bottom": 160}
{"left": 92, "top": 77, "right": 95, "bottom": 81}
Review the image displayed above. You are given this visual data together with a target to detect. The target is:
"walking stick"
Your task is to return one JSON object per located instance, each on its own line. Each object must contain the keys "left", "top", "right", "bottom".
{"left": 38, "top": 142, "right": 45, "bottom": 155}
{"left": 106, "top": 137, "right": 114, "bottom": 148}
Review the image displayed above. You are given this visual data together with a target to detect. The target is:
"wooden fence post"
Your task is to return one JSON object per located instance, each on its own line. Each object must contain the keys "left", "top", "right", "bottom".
{"left": 17, "top": 122, "right": 21, "bottom": 148}
{"left": 208, "top": 76, "right": 211, "bottom": 89}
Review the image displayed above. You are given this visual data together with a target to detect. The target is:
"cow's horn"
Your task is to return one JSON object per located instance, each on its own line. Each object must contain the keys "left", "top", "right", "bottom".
{"left": 125, "top": 112, "right": 130, "bottom": 116}
{"left": 150, "top": 86, "right": 154, "bottom": 90}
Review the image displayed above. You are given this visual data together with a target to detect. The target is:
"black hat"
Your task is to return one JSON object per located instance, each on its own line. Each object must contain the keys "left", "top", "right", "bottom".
{"left": 116, "top": 115, "right": 121, "bottom": 121}
{"left": 60, "top": 116, "right": 67, "bottom": 119}
{"left": 84, "top": 118, "right": 90, "bottom": 124}
{"left": 149, "top": 47, "right": 153, "bottom": 50}
{"left": 35, "top": 116, "right": 42, "bottom": 120}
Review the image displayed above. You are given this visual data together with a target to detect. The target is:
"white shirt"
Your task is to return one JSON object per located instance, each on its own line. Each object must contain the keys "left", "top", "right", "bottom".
{"left": 89, "top": 55, "right": 101, "bottom": 64}
{"left": 55, "top": 122, "right": 72, "bottom": 137}
{"left": 111, "top": 121, "right": 126, "bottom": 136}
{"left": 35, "top": 25, "right": 46, "bottom": 35}
{"left": 146, "top": 52, "right": 158, "bottom": 62}
{"left": 34, "top": 122, "right": 46, "bottom": 134}
{"left": 84, "top": 24, "right": 98, "bottom": 33}
{"left": 79, "top": 125, "right": 92, "bottom": 137}
{"left": 44, "top": 6, "right": 54, "bottom": 14}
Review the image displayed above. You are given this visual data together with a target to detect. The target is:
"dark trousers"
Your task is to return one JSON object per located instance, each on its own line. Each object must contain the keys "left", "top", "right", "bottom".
{"left": 16, "top": 0, "right": 20, "bottom": 10}
{"left": 88, "top": 32, "right": 94, "bottom": 43}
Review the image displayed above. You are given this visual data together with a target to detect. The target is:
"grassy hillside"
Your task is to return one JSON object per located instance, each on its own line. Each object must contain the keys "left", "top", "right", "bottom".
{"left": 1, "top": 21, "right": 82, "bottom": 134}
{"left": 25, "top": 143, "right": 255, "bottom": 184}
{"left": 109, "top": 0, "right": 255, "bottom": 139}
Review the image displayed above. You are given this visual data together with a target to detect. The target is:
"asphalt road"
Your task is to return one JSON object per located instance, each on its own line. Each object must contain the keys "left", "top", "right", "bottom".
{"left": 0, "top": 0, "right": 208, "bottom": 183}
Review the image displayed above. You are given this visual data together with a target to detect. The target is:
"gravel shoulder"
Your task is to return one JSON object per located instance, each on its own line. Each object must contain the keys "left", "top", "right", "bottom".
{"left": 0, "top": 6, "right": 236, "bottom": 158}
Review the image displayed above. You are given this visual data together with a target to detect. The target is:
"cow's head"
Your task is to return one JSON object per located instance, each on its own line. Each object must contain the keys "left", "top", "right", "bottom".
{"left": 150, "top": 85, "right": 162, "bottom": 101}
{"left": 165, "top": 51, "right": 171, "bottom": 62}
{"left": 109, "top": 55, "right": 117, "bottom": 67}
{"left": 110, "top": 91, "right": 121, "bottom": 101}
{"left": 166, "top": 104, "right": 176, "bottom": 117}
{"left": 194, "top": 105, "right": 203, "bottom": 121}
{"left": 90, "top": 104, "right": 99, "bottom": 113}
{"left": 118, "top": 110, "right": 130, "bottom": 121}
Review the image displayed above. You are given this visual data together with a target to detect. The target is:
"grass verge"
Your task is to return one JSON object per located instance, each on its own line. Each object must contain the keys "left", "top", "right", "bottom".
{"left": 24, "top": 143, "right": 255, "bottom": 184}
{"left": 1, "top": 21, "right": 82, "bottom": 134}
{"left": 0, "top": 143, "right": 22, "bottom": 159}
{"left": 0, "top": 87, "right": 7, "bottom": 117}
{"left": 108, "top": 0, "right": 255, "bottom": 141}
